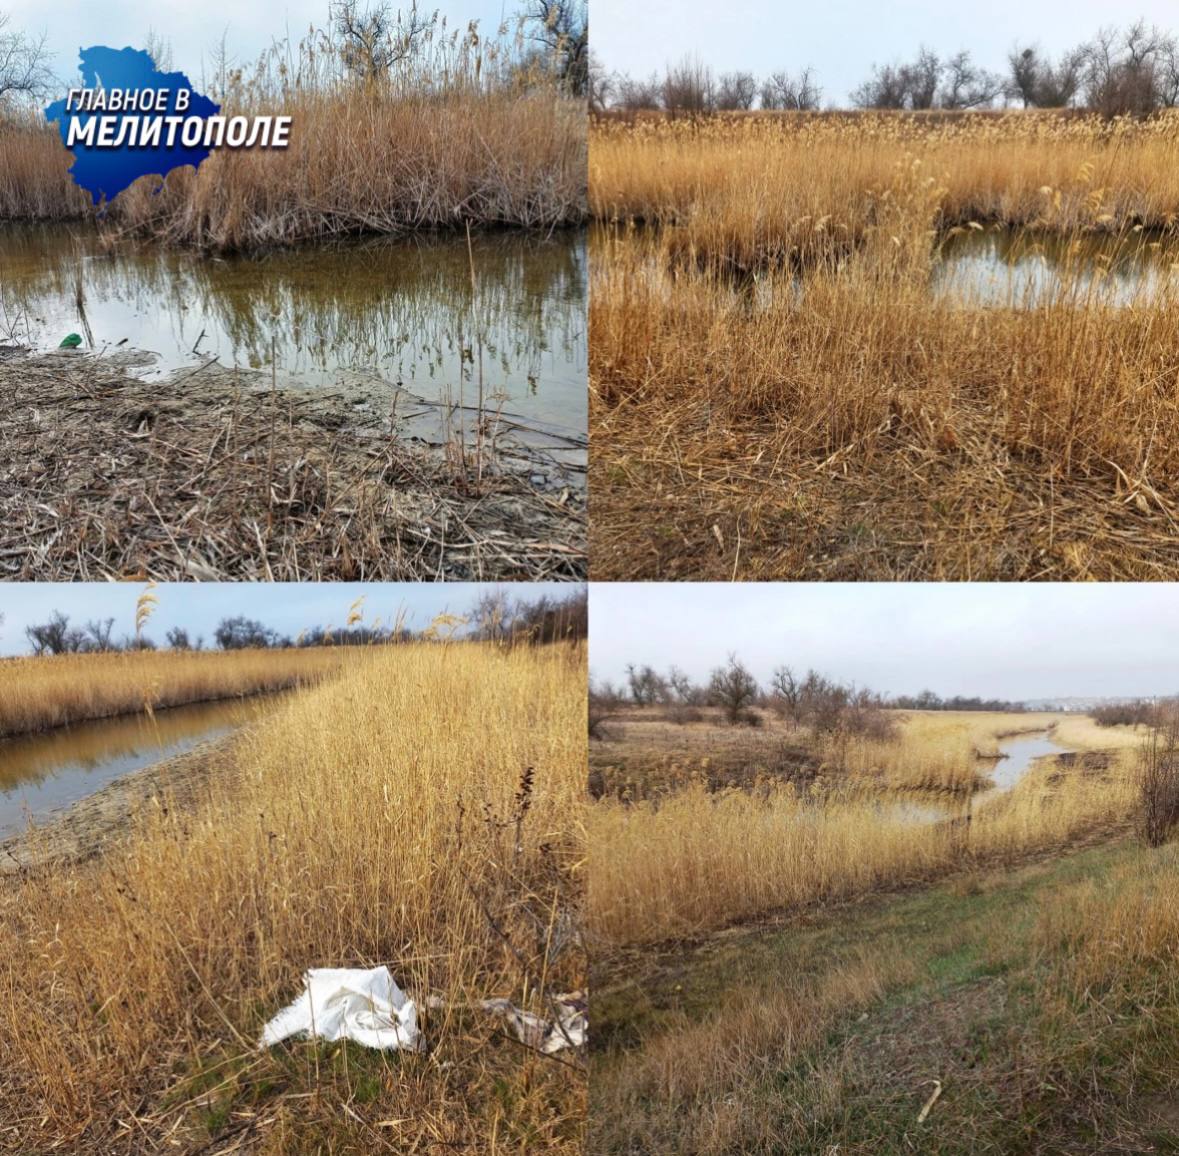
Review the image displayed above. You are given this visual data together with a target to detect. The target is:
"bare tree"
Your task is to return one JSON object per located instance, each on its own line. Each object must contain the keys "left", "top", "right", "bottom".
{"left": 26, "top": 611, "right": 83, "bottom": 656}
{"left": 1009, "top": 43, "right": 1086, "bottom": 108}
{"left": 1139, "top": 710, "right": 1179, "bottom": 847}
{"left": 908, "top": 47, "right": 942, "bottom": 109}
{"left": 666, "top": 665, "right": 696, "bottom": 703}
{"left": 625, "top": 663, "right": 667, "bottom": 706}
{"left": 1008, "top": 45, "right": 1041, "bottom": 108}
{"left": 852, "top": 49, "right": 942, "bottom": 110}
{"left": 614, "top": 69, "right": 661, "bottom": 111}
{"left": 709, "top": 654, "right": 759, "bottom": 725}
{"left": 940, "top": 50, "right": 1003, "bottom": 109}
{"left": 1083, "top": 21, "right": 1174, "bottom": 116}
{"left": 663, "top": 55, "right": 714, "bottom": 114}
{"left": 716, "top": 70, "right": 756, "bottom": 110}
{"left": 524, "top": 0, "right": 588, "bottom": 96}
{"left": 770, "top": 665, "right": 802, "bottom": 720}
{"left": 588, "top": 50, "right": 611, "bottom": 111}
{"left": 0, "top": 14, "right": 53, "bottom": 105}
{"left": 84, "top": 617, "right": 117, "bottom": 652}
{"left": 165, "top": 626, "right": 193, "bottom": 650}
{"left": 760, "top": 66, "right": 821, "bottom": 110}
{"left": 331, "top": 0, "right": 431, "bottom": 82}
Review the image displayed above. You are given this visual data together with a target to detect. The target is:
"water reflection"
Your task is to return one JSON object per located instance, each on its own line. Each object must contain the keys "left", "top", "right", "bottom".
{"left": 934, "top": 228, "right": 1179, "bottom": 306}
{"left": 0, "top": 696, "right": 268, "bottom": 838}
{"left": 0, "top": 224, "right": 587, "bottom": 432}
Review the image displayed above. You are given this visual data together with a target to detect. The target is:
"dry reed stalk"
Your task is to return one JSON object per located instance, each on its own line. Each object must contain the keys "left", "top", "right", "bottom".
{"left": 589, "top": 707, "right": 1139, "bottom": 946}
{"left": 0, "top": 352, "right": 586, "bottom": 581}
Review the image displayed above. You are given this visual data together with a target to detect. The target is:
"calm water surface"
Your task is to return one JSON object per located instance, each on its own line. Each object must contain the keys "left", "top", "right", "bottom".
{"left": 0, "top": 696, "right": 270, "bottom": 839}
{"left": 0, "top": 224, "right": 587, "bottom": 435}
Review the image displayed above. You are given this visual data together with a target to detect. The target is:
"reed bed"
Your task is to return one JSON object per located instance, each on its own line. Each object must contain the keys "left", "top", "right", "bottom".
{"left": 592, "top": 112, "right": 1179, "bottom": 269}
{"left": 0, "top": 647, "right": 349, "bottom": 738}
{"left": 589, "top": 708, "right": 1138, "bottom": 946}
{"left": 591, "top": 708, "right": 1085, "bottom": 801}
{"left": 590, "top": 111, "right": 1179, "bottom": 580}
{"left": 2, "top": 23, "right": 586, "bottom": 248}
{"left": 0, "top": 109, "right": 90, "bottom": 221}
{"left": 0, "top": 640, "right": 586, "bottom": 1152}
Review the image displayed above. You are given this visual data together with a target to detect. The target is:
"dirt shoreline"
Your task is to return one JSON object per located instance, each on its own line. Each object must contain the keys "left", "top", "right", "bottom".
{"left": 0, "top": 732, "right": 238, "bottom": 876}
{"left": 0, "top": 347, "right": 587, "bottom": 580}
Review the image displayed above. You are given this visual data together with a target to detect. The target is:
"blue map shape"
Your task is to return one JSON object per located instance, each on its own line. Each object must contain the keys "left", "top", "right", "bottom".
{"left": 45, "top": 47, "right": 221, "bottom": 206}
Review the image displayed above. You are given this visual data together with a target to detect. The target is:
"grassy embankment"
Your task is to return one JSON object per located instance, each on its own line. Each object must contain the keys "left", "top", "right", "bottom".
{"left": 0, "top": 647, "right": 350, "bottom": 738}
{"left": 590, "top": 705, "right": 1176, "bottom": 1153}
{"left": 593, "top": 839, "right": 1179, "bottom": 1154}
{"left": 591, "top": 111, "right": 1179, "bottom": 580}
{"left": 0, "top": 640, "right": 586, "bottom": 1153}
{"left": 0, "top": 21, "right": 586, "bottom": 248}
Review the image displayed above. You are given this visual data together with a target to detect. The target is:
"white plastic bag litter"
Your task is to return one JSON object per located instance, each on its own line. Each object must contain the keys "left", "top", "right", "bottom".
{"left": 260, "top": 966, "right": 421, "bottom": 1052}
{"left": 426, "top": 991, "right": 587, "bottom": 1054}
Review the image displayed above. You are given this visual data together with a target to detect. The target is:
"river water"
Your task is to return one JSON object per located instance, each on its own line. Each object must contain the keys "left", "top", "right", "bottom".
{"left": 933, "top": 228, "right": 1179, "bottom": 306}
{"left": 0, "top": 224, "right": 587, "bottom": 437}
{"left": 0, "top": 696, "right": 267, "bottom": 839}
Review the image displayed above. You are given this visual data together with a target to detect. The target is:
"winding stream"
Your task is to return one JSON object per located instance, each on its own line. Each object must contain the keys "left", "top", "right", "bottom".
{"left": 878, "top": 727, "right": 1072, "bottom": 827}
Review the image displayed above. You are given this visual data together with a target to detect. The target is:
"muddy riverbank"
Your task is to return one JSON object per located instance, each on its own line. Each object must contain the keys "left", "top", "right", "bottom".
{"left": 0, "top": 347, "right": 586, "bottom": 580}
{"left": 0, "top": 732, "right": 238, "bottom": 874}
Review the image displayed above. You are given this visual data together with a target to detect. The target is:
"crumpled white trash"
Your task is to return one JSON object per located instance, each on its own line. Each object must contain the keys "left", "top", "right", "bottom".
{"left": 426, "top": 991, "right": 587, "bottom": 1054}
{"left": 260, "top": 966, "right": 421, "bottom": 1052}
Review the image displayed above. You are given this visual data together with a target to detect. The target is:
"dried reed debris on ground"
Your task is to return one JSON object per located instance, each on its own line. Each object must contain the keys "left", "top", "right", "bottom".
{"left": 0, "top": 349, "right": 586, "bottom": 580}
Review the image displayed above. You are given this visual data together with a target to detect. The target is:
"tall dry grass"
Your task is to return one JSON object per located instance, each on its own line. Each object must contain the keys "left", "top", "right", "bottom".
{"left": 0, "top": 109, "right": 89, "bottom": 220}
{"left": 112, "top": 87, "right": 586, "bottom": 249}
{"left": 590, "top": 112, "right": 1179, "bottom": 581}
{"left": 592, "top": 112, "right": 1179, "bottom": 268}
{"left": 0, "top": 640, "right": 586, "bottom": 1151}
{"left": 1, "top": 21, "right": 586, "bottom": 247}
{"left": 0, "top": 648, "right": 350, "bottom": 738}
{"left": 590, "top": 710, "right": 1138, "bottom": 946}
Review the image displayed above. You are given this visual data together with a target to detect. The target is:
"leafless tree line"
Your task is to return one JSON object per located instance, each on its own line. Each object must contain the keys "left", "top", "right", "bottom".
{"left": 591, "top": 53, "right": 821, "bottom": 113}
{"left": 592, "top": 656, "right": 896, "bottom": 739}
{"left": 592, "top": 21, "right": 1179, "bottom": 116}
{"left": 13, "top": 590, "right": 586, "bottom": 657}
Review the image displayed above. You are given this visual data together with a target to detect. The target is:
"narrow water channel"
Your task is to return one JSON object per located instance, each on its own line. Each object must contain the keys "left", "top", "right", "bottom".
{"left": 878, "top": 727, "right": 1072, "bottom": 827}
{"left": 0, "top": 696, "right": 269, "bottom": 839}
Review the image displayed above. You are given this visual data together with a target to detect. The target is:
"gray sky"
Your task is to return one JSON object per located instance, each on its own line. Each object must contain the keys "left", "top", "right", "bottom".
{"left": 590, "top": 584, "right": 1179, "bottom": 701}
{"left": 593, "top": 0, "right": 1179, "bottom": 107}
{"left": 6, "top": 0, "right": 522, "bottom": 93}
{"left": 0, "top": 582, "right": 575, "bottom": 655}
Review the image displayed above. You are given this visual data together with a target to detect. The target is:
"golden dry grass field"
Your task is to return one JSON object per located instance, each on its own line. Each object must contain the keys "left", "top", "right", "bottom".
{"left": 589, "top": 702, "right": 1179, "bottom": 1154}
{"left": 589, "top": 706, "right": 1142, "bottom": 944}
{"left": 590, "top": 111, "right": 1179, "bottom": 580}
{"left": 0, "top": 647, "right": 349, "bottom": 738}
{"left": 0, "top": 640, "right": 586, "bottom": 1154}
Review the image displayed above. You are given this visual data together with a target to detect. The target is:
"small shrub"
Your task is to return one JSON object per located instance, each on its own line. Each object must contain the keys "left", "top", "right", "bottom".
{"left": 1139, "top": 718, "right": 1179, "bottom": 848}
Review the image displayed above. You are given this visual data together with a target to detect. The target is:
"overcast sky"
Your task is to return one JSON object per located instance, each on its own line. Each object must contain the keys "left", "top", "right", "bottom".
{"left": 593, "top": 0, "right": 1179, "bottom": 107}
{"left": 0, "top": 582, "right": 575, "bottom": 655}
{"left": 590, "top": 584, "right": 1179, "bottom": 701}
{"left": 6, "top": 0, "right": 520, "bottom": 93}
